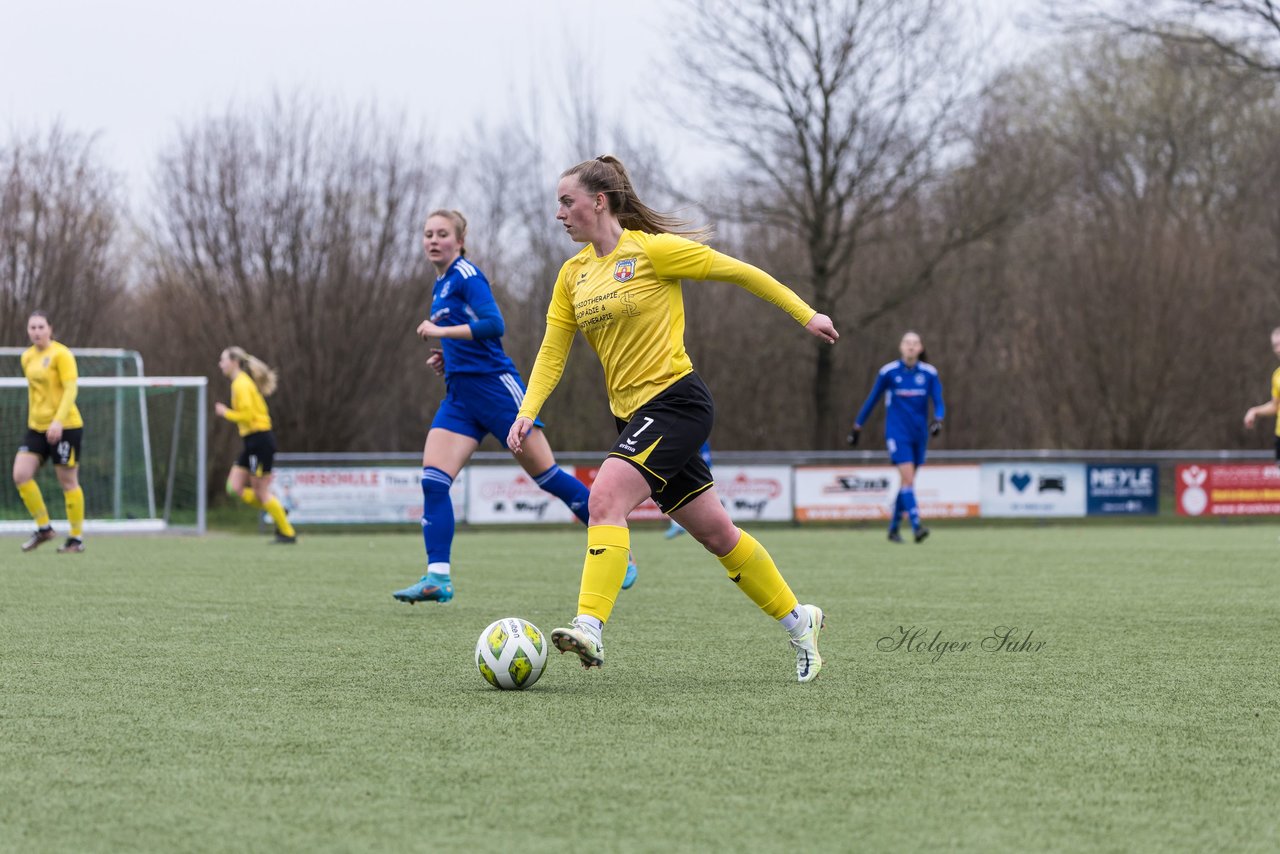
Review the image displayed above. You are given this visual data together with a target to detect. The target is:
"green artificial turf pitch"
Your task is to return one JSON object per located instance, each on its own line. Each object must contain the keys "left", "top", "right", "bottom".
{"left": 1, "top": 526, "right": 1276, "bottom": 852}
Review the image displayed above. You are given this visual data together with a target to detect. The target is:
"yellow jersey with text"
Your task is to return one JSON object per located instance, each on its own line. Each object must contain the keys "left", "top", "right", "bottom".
{"left": 22, "top": 342, "right": 82, "bottom": 431}
{"left": 1273, "top": 366, "right": 1280, "bottom": 437}
{"left": 518, "top": 230, "right": 815, "bottom": 421}
{"left": 223, "top": 372, "right": 273, "bottom": 436}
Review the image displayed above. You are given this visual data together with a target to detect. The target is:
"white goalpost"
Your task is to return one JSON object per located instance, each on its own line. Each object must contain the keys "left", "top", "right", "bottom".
{"left": 0, "top": 359, "right": 208, "bottom": 534}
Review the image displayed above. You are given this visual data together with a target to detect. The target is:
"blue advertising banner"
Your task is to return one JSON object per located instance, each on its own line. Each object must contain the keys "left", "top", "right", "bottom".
{"left": 1087, "top": 465, "right": 1158, "bottom": 515}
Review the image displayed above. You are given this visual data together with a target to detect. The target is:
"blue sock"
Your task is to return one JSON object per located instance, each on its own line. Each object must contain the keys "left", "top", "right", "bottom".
{"left": 901, "top": 486, "right": 921, "bottom": 532}
{"left": 533, "top": 465, "right": 591, "bottom": 525}
{"left": 421, "top": 466, "right": 455, "bottom": 565}
{"left": 890, "top": 491, "right": 904, "bottom": 532}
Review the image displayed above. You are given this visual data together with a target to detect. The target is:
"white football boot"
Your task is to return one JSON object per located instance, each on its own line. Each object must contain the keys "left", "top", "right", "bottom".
{"left": 551, "top": 619, "right": 605, "bottom": 669}
{"left": 790, "top": 604, "right": 825, "bottom": 683}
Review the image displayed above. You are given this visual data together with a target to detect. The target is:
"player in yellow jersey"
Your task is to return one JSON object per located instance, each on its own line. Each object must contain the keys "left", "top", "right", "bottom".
{"left": 507, "top": 155, "right": 840, "bottom": 683}
{"left": 1243, "top": 326, "right": 1280, "bottom": 468}
{"left": 13, "top": 311, "right": 87, "bottom": 553}
{"left": 215, "top": 347, "right": 297, "bottom": 544}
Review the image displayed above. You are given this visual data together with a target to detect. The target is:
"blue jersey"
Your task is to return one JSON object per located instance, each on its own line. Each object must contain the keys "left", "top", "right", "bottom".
{"left": 430, "top": 257, "right": 519, "bottom": 378}
{"left": 854, "top": 360, "right": 945, "bottom": 440}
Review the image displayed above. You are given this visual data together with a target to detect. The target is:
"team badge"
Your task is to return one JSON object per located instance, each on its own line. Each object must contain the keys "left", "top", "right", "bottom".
{"left": 915, "top": 374, "right": 925, "bottom": 385}
{"left": 613, "top": 258, "right": 636, "bottom": 282}
{"left": 43, "top": 357, "right": 51, "bottom": 367}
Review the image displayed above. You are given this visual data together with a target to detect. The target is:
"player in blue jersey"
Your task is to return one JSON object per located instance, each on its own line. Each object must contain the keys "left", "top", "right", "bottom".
{"left": 848, "top": 331, "right": 945, "bottom": 543}
{"left": 393, "top": 210, "right": 636, "bottom": 604}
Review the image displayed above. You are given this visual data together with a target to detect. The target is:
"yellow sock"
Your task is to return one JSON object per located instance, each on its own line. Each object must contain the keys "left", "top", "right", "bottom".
{"left": 263, "top": 496, "right": 295, "bottom": 537}
{"left": 18, "top": 480, "right": 50, "bottom": 528}
{"left": 577, "top": 524, "right": 631, "bottom": 624}
{"left": 240, "top": 488, "right": 261, "bottom": 509}
{"left": 717, "top": 530, "right": 799, "bottom": 619}
{"left": 64, "top": 486, "right": 85, "bottom": 538}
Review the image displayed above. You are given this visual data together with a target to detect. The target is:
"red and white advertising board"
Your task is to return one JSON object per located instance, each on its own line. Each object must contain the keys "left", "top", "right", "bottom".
{"left": 574, "top": 464, "right": 793, "bottom": 523}
{"left": 794, "top": 464, "right": 981, "bottom": 522}
{"left": 1175, "top": 463, "right": 1280, "bottom": 516}
{"left": 715, "top": 465, "right": 793, "bottom": 522}
{"left": 466, "top": 466, "right": 579, "bottom": 524}
{"left": 273, "top": 467, "right": 466, "bottom": 524}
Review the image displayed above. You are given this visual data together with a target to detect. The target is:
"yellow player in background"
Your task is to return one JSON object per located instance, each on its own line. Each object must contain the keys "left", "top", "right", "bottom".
{"left": 215, "top": 347, "right": 297, "bottom": 544}
{"left": 13, "top": 311, "right": 86, "bottom": 553}
{"left": 1243, "top": 325, "right": 1280, "bottom": 468}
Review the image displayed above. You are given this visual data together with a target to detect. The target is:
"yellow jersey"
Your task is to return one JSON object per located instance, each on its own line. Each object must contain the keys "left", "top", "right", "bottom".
{"left": 518, "top": 230, "right": 816, "bottom": 421}
{"left": 22, "top": 341, "right": 82, "bottom": 431}
{"left": 1273, "top": 366, "right": 1280, "bottom": 437}
{"left": 223, "top": 372, "right": 272, "bottom": 436}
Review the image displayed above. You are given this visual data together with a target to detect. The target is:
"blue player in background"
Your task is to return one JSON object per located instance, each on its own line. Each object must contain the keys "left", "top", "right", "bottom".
{"left": 393, "top": 210, "right": 636, "bottom": 603}
{"left": 847, "top": 331, "right": 945, "bottom": 543}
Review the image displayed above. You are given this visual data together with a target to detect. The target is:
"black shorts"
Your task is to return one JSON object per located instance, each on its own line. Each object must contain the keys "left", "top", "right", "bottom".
{"left": 235, "top": 431, "right": 277, "bottom": 476}
{"left": 610, "top": 373, "right": 715, "bottom": 513}
{"left": 1275, "top": 435, "right": 1280, "bottom": 463}
{"left": 18, "top": 428, "right": 83, "bottom": 467}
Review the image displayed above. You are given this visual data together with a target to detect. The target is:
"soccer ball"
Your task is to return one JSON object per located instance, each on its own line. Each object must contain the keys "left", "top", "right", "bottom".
{"left": 475, "top": 617, "right": 548, "bottom": 690}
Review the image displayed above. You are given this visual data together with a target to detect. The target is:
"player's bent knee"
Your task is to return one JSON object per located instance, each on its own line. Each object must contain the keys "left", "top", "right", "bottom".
{"left": 587, "top": 492, "right": 625, "bottom": 526}
{"left": 686, "top": 519, "right": 739, "bottom": 556}
{"left": 700, "top": 530, "right": 740, "bottom": 557}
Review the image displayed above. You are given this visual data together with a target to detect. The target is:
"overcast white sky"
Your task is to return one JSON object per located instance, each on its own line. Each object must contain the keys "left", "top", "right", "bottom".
{"left": 3, "top": 0, "right": 1046, "bottom": 201}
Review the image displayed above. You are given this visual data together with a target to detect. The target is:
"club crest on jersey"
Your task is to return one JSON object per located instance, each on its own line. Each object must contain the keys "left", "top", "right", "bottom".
{"left": 915, "top": 374, "right": 925, "bottom": 385}
{"left": 613, "top": 258, "right": 636, "bottom": 282}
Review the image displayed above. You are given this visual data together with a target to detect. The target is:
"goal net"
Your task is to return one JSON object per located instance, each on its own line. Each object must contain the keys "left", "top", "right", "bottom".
{"left": 0, "top": 351, "right": 207, "bottom": 533}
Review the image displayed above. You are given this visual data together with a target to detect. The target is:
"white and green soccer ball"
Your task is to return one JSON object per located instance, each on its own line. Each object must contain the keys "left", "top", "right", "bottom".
{"left": 475, "top": 617, "right": 548, "bottom": 690}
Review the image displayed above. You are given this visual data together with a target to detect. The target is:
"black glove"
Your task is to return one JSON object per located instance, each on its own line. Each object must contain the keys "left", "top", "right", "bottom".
{"left": 929, "top": 420, "right": 942, "bottom": 437}
{"left": 846, "top": 427, "right": 861, "bottom": 446}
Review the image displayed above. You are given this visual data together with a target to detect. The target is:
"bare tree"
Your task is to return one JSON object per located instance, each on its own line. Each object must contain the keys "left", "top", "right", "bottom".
{"left": 1065, "top": 1, "right": 1280, "bottom": 73}
{"left": 962, "top": 36, "right": 1279, "bottom": 448}
{"left": 0, "top": 125, "right": 126, "bottom": 346}
{"left": 673, "top": 0, "right": 1011, "bottom": 444}
{"left": 137, "top": 93, "right": 436, "bottom": 461}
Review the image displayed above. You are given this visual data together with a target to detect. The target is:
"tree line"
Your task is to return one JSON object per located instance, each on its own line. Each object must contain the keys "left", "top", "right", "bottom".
{"left": 3, "top": 1, "right": 1279, "bottom": 475}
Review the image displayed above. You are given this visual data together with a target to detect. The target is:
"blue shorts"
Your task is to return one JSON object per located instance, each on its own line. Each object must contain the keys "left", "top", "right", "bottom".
{"left": 886, "top": 435, "right": 926, "bottom": 468}
{"left": 430, "top": 372, "right": 543, "bottom": 448}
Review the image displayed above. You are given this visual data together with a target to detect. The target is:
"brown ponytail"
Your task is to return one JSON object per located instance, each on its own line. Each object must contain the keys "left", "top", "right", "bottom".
{"left": 561, "top": 155, "right": 709, "bottom": 240}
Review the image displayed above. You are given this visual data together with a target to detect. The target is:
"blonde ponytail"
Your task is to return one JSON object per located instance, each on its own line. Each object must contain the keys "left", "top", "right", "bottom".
{"left": 225, "top": 346, "right": 278, "bottom": 396}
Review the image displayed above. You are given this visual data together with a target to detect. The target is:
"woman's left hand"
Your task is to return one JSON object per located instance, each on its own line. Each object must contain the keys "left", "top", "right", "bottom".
{"left": 417, "top": 319, "right": 444, "bottom": 339}
{"left": 215, "top": 402, "right": 228, "bottom": 417}
{"left": 805, "top": 313, "right": 839, "bottom": 344}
